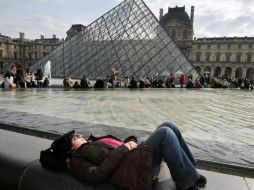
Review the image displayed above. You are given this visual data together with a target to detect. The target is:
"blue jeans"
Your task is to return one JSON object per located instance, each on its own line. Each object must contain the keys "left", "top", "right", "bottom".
{"left": 145, "top": 121, "right": 200, "bottom": 189}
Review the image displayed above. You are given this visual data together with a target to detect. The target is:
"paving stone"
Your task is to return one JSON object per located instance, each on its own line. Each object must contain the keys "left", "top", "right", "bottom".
{"left": 199, "top": 170, "right": 249, "bottom": 190}
{"left": 153, "top": 164, "right": 251, "bottom": 190}
{"left": 245, "top": 178, "right": 254, "bottom": 190}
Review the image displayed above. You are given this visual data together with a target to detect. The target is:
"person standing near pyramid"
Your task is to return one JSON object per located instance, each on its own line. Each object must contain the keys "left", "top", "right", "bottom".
{"left": 109, "top": 68, "right": 119, "bottom": 88}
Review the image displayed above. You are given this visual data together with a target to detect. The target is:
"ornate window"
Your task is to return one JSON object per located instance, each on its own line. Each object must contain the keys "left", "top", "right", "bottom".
{"left": 205, "top": 52, "right": 211, "bottom": 62}
{"left": 247, "top": 53, "right": 252, "bottom": 62}
{"left": 196, "top": 52, "right": 201, "bottom": 62}
{"left": 237, "top": 53, "right": 241, "bottom": 63}
{"left": 226, "top": 52, "right": 231, "bottom": 62}
{"left": 216, "top": 52, "right": 221, "bottom": 62}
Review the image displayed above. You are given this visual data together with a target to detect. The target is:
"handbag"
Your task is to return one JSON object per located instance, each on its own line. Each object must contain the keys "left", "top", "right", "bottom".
{"left": 40, "top": 148, "right": 68, "bottom": 170}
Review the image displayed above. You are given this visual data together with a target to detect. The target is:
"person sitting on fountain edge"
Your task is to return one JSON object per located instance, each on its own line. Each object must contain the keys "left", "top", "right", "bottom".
{"left": 50, "top": 121, "right": 207, "bottom": 190}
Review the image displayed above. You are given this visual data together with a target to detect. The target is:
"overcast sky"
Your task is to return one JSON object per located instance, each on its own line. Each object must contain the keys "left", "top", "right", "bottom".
{"left": 0, "top": 0, "right": 254, "bottom": 39}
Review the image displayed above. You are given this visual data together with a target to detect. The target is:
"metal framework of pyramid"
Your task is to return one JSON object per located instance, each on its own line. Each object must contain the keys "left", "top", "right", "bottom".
{"left": 31, "top": 0, "right": 198, "bottom": 79}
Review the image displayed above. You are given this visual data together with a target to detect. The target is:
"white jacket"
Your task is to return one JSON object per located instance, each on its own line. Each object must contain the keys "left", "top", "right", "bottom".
{"left": 4, "top": 76, "right": 14, "bottom": 89}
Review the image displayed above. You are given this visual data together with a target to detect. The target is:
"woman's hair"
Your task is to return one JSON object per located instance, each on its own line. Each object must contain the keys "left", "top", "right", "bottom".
{"left": 4, "top": 71, "right": 11, "bottom": 78}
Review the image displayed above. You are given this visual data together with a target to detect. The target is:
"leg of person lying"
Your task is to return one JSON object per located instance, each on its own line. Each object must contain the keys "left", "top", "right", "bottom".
{"left": 144, "top": 122, "right": 207, "bottom": 190}
{"left": 157, "top": 121, "right": 196, "bottom": 166}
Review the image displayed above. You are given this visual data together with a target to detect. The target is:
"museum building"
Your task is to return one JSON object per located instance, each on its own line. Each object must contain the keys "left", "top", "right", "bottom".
{"left": 159, "top": 6, "right": 254, "bottom": 80}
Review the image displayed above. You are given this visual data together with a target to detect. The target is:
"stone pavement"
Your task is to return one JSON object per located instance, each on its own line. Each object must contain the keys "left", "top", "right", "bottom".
{"left": 155, "top": 161, "right": 254, "bottom": 190}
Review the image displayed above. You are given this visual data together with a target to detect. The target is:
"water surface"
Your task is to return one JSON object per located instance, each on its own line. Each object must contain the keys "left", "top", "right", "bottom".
{"left": 0, "top": 88, "right": 253, "bottom": 168}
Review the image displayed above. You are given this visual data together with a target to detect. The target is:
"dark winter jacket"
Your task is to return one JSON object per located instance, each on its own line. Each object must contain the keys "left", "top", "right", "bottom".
{"left": 70, "top": 135, "right": 152, "bottom": 190}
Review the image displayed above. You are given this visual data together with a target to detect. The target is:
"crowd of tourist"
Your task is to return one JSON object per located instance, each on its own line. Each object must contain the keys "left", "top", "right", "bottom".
{"left": 62, "top": 68, "right": 254, "bottom": 90}
{"left": 1, "top": 66, "right": 253, "bottom": 90}
{"left": 0, "top": 64, "right": 49, "bottom": 89}
{"left": 63, "top": 75, "right": 91, "bottom": 88}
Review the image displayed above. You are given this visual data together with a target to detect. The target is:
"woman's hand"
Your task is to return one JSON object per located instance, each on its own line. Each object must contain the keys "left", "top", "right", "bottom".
{"left": 124, "top": 140, "right": 137, "bottom": 150}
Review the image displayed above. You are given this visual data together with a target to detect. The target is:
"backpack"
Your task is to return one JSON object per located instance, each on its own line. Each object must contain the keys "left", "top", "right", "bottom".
{"left": 40, "top": 148, "right": 68, "bottom": 170}
{"left": 40, "top": 130, "right": 74, "bottom": 170}
{"left": 37, "top": 73, "right": 43, "bottom": 80}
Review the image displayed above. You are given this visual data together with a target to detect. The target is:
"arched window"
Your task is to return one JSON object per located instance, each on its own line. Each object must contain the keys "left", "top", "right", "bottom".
{"left": 246, "top": 68, "right": 254, "bottom": 80}
{"left": 235, "top": 67, "right": 243, "bottom": 79}
{"left": 204, "top": 66, "right": 211, "bottom": 73}
{"left": 214, "top": 67, "right": 221, "bottom": 77}
{"left": 204, "top": 66, "right": 211, "bottom": 76}
{"left": 224, "top": 67, "right": 232, "bottom": 78}
{"left": 196, "top": 52, "right": 201, "bottom": 62}
{"left": 195, "top": 66, "right": 201, "bottom": 74}
{"left": 183, "top": 30, "right": 188, "bottom": 39}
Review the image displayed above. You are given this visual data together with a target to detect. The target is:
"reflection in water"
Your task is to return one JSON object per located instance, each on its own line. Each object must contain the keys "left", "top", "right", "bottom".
{"left": 0, "top": 88, "right": 253, "bottom": 168}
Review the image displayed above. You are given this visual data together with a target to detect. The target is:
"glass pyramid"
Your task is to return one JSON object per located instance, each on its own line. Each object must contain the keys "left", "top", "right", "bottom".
{"left": 31, "top": 0, "right": 198, "bottom": 79}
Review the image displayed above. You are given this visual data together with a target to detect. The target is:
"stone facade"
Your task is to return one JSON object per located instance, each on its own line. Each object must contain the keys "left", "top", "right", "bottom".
{"left": 160, "top": 6, "right": 254, "bottom": 80}
{"left": 191, "top": 37, "right": 254, "bottom": 80}
{"left": 0, "top": 32, "right": 63, "bottom": 72}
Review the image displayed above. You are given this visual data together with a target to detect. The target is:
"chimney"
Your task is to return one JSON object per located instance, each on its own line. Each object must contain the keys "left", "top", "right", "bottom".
{"left": 19, "top": 32, "right": 25, "bottom": 39}
{"left": 191, "top": 6, "right": 194, "bottom": 24}
{"left": 159, "top": 8, "right": 164, "bottom": 20}
{"left": 53, "top": 34, "right": 56, "bottom": 39}
{"left": 41, "top": 35, "right": 44, "bottom": 39}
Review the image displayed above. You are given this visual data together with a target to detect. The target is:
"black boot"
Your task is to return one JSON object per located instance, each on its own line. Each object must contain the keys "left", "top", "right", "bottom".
{"left": 196, "top": 175, "right": 207, "bottom": 188}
